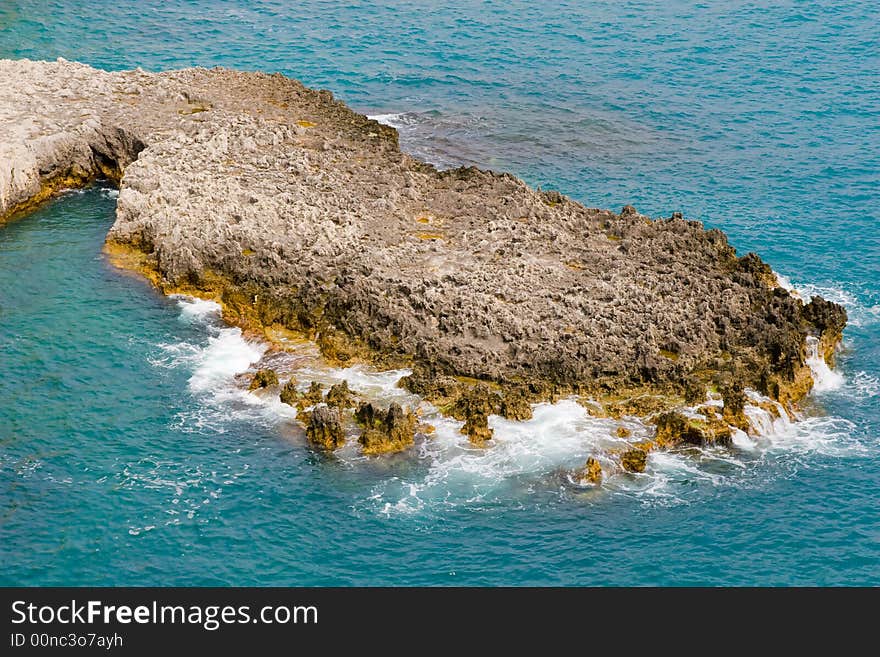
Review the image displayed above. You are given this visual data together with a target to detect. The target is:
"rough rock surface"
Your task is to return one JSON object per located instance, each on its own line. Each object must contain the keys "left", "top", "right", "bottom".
{"left": 0, "top": 58, "right": 847, "bottom": 413}
{"left": 306, "top": 404, "right": 345, "bottom": 451}
{"left": 579, "top": 457, "right": 603, "bottom": 485}
{"left": 620, "top": 448, "right": 648, "bottom": 473}
{"left": 248, "top": 368, "right": 279, "bottom": 390}
{"left": 355, "top": 402, "right": 417, "bottom": 454}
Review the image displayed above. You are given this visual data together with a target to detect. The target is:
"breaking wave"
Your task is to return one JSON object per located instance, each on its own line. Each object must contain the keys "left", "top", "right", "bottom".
{"left": 150, "top": 294, "right": 872, "bottom": 515}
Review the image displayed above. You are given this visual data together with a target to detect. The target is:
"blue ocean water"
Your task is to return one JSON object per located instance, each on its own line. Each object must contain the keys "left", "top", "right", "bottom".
{"left": 1, "top": 1, "right": 878, "bottom": 585}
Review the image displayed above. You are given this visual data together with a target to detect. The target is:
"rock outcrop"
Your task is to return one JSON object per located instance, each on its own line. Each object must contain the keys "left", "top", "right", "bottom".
{"left": 0, "top": 58, "right": 846, "bottom": 426}
{"left": 306, "top": 404, "right": 345, "bottom": 451}
{"left": 355, "top": 402, "right": 417, "bottom": 454}
{"left": 620, "top": 448, "right": 648, "bottom": 473}
{"left": 579, "top": 457, "right": 603, "bottom": 485}
{"left": 248, "top": 368, "right": 278, "bottom": 391}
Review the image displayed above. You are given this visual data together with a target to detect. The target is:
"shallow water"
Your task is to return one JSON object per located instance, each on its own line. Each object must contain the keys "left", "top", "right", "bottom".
{"left": 1, "top": 1, "right": 878, "bottom": 585}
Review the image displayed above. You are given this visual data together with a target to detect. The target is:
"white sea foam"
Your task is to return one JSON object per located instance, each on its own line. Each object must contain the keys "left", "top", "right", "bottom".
{"left": 367, "top": 112, "right": 408, "bottom": 129}
{"left": 805, "top": 335, "right": 845, "bottom": 393}
{"left": 173, "top": 295, "right": 222, "bottom": 323}
{"left": 165, "top": 296, "right": 266, "bottom": 394}
{"left": 848, "top": 371, "right": 880, "bottom": 400}
{"left": 187, "top": 328, "right": 265, "bottom": 393}
{"left": 152, "top": 293, "right": 868, "bottom": 515}
{"left": 774, "top": 271, "right": 878, "bottom": 328}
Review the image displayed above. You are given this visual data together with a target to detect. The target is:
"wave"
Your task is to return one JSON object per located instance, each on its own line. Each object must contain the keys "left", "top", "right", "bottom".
{"left": 776, "top": 272, "right": 879, "bottom": 328}
{"left": 805, "top": 335, "right": 845, "bottom": 392}
{"left": 151, "top": 294, "right": 870, "bottom": 515}
{"left": 368, "top": 110, "right": 491, "bottom": 170}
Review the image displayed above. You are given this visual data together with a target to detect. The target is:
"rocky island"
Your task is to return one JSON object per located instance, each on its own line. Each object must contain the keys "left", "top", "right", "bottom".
{"left": 0, "top": 58, "right": 847, "bottom": 473}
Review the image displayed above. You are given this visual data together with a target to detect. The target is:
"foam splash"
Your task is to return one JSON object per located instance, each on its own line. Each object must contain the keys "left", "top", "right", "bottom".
{"left": 166, "top": 296, "right": 266, "bottom": 393}
{"left": 775, "top": 271, "right": 878, "bottom": 328}
{"left": 805, "top": 336, "right": 845, "bottom": 393}
{"left": 367, "top": 110, "right": 488, "bottom": 169}
{"left": 152, "top": 294, "right": 867, "bottom": 515}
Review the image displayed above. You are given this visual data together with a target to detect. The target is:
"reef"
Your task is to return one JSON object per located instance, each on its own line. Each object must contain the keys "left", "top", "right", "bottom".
{"left": 0, "top": 58, "right": 847, "bottom": 462}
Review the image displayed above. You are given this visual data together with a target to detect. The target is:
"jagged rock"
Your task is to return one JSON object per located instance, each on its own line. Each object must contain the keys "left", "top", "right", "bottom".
{"left": 316, "top": 328, "right": 356, "bottom": 364}
{"left": 279, "top": 377, "right": 299, "bottom": 406}
{"left": 248, "top": 369, "right": 278, "bottom": 390}
{"left": 303, "top": 381, "right": 324, "bottom": 404}
{"left": 0, "top": 58, "right": 845, "bottom": 418}
{"left": 616, "top": 426, "right": 632, "bottom": 438}
{"left": 604, "top": 393, "right": 680, "bottom": 419}
{"left": 683, "top": 378, "right": 707, "bottom": 405}
{"left": 620, "top": 448, "right": 648, "bottom": 473}
{"left": 355, "top": 401, "right": 416, "bottom": 454}
{"left": 461, "top": 411, "right": 493, "bottom": 446}
{"left": 450, "top": 383, "right": 502, "bottom": 421}
{"left": 448, "top": 384, "right": 500, "bottom": 445}
{"left": 306, "top": 404, "right": 344, "bottom": 450}
{"left": 719, "top": 380, "right": 749, "bottom": 430}
{"left": 579, "top": 456, "right": 603, "bottom": 484}
{"left": 654, "top": 409, "right": 732, "bottom": 447}
{"left": 398, "top": 364, "right": 461, "bottom": 402}
{"left": 498, "top": 387, "right": 533, "bottom": 421}
{"left": 325, "top": 380, "right": 355, "bottom": 409}
{"left": 296, "top": 381, "right": 324, "bottom": 412}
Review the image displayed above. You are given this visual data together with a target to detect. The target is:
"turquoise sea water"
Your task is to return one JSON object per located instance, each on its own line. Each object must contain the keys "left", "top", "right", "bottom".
{"left": 1, "top": 1, "right": 879, "bottom": 585}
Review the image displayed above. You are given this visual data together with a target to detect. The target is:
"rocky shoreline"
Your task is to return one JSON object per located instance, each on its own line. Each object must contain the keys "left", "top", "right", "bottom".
{"left": 0, "top": 58, "right": 847, "bottom": 472}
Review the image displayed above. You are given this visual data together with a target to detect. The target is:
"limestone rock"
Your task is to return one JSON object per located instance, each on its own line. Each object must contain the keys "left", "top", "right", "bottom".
{"left": 355, "top": 402, "right": 416, "bottom": 454}
{"left": 279, "top": 378, "right": 299, "bottom": 406}
{"left": 300, "top": 381, "right": 324, "bottom": 407}
{"left": 579, "top": 456, "right": 603, "bottom": 484}
{"left": 654, "top": 409, "right": 732, "bottom": 447}
{"left": 248, "top": 368, "right": 278, "bottom": 391}
{"left": 498, "top": 387, "right": 533, "bottom": 421}
{"left": 0, "top": 58, "right": 846, "bottom": 418}
{"left": 306, "top": 404, "right": 345, "bottom": 450}
{"left": 461, "top": 411, "right": 493, "bottom": 446}
{"left": 325, "top": 380, "right": 355, "bottom": 409}
{"left": 620, "top": 448, "right": 648, "bottom": 473}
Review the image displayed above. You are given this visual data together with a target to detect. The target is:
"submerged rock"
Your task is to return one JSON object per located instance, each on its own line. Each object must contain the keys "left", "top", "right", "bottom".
{"left": 306, "top": 404, "right": 345, "bottom": 451}
{"left": 355, "top": 401, "right": 417, "bottom": 454}
{"left": 248, "top": 368, "right": 279, "bottom": 391}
